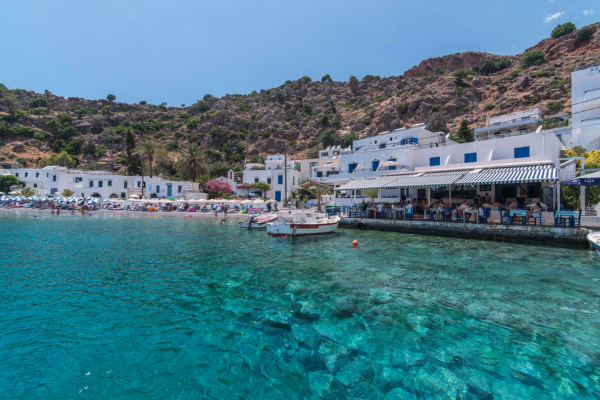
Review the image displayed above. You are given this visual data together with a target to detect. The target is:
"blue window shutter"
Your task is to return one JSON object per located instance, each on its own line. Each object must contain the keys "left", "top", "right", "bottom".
{"left": 464, "top": 153, "right": 477, "bottom": 163}
{"left": 278, "top": 175, "right": 283, "bottom": 184}
{"left": 430, "top": 157, "right": 440, "bottom": 166}
{"left": 514, "top": 146, "right": 530, "bottom": 158}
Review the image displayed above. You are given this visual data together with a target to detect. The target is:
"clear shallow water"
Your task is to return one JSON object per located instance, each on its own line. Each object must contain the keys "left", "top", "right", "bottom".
{"left": 1, "top": 211, "right": 600, "bottom": 399}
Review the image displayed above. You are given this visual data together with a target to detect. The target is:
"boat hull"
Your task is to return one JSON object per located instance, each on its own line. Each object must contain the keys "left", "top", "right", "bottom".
{"left": 266, "top": 218, "right": 340, "bottom": 237}
{"left": 239, "top": 215, "right": 277, "bottom": 229}
{"left": 586, "top": 232, "right": 600, "bottom": 256}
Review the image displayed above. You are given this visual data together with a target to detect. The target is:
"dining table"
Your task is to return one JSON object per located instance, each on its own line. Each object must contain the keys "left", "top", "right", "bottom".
{"left": 509, "top": 209, "right": 527, "bottom": 225}
{"left": 554, "top": 210, "right": 577, "bottom": 227}
{"left": 392, "top": 207, "right": 406, "bottom": 220}
{"left": 463, "top": 209, "right": 479, "bottom": 223}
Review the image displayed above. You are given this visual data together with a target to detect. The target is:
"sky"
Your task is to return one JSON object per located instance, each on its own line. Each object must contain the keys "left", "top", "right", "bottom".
{"left": 0, "top": 0, "right": 597, "bottom": 106}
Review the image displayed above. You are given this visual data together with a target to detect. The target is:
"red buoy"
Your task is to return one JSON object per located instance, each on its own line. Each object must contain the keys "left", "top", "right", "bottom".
{"left": 188, "top": 215, "right": 192, "bottom": 218}
{"left": 352, "top": 240, "right": 358, "bottom": 246}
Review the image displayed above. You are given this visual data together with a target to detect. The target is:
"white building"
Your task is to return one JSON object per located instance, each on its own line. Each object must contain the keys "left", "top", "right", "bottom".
{"left": 571, "top": 64, "right": 600, "bottom": 149}
{"left": 312, "top": 119, "right": 566, "bottom": 206}
{"left": 474, "top": 108, "right": 541, "bottom": 141}
{"left": 9, "top": 166, "right": 200, "bottom": 199}
{"left": 241, "top": 154, "right": 301, "bottom": 202}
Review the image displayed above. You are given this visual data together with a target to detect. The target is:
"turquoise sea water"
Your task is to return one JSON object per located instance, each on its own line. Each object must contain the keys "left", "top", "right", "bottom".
{"left": 1, "top": 211, "right": 600, "bottom": 399}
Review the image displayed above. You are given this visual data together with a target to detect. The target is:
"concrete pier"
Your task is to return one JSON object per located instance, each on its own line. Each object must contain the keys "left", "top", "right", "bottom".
{"left": 339, "top": 218, "right": 591, "bottom": 245}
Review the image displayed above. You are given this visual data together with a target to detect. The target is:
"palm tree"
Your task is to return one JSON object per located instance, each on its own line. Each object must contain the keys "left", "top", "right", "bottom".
{"left": 18, "top": 186, "right": 37, "bottom": 197}
{"left": 135, "top": 140, "right": 157, "bottom": 178}
{"left": 176, "top": 142, "right": 210, "bottom": 182}
{"left": 60, "top": 188, "right": 75, "bottom": 197}
{"left": 303, "top": 181, "right": 332, "bottom": 211}
{"left": 362, "top": 188, "right": 380, "bottom": 204}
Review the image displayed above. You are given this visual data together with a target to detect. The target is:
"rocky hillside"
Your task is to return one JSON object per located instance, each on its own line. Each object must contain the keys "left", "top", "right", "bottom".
{"left": 1, "top": 22, "right": 599, "bottom": 174}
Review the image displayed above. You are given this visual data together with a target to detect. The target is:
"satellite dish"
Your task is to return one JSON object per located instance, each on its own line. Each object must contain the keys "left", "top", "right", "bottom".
{"left": 536, "top": 125, "right": 543, "bottom": 133}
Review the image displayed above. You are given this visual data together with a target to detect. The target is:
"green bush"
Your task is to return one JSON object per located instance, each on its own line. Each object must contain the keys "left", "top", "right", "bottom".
{"left": 484, "top": 103, "right": 495, "bottom": 110}
{"left": 298, "top": 76, "right": 312, "bottom": 84}
{"left": 472, "top": 57, "right": 512, "bottom": 75}
{"left": 186, "top": 118, "right": 198, "bottom": 129}
{"left": 106, "top": 94, "right": 116, "bottom": 102}
{"left": 395, "top": 102, "right": 408, "bottom": 115}
{"left": 363, "top": 74, "right": 380, "bottom": 81}
{"left": 319, "top": 114, "right": 330, "bottom": 126}
{"left": 101, "top": 105, "right": 111, "bottom": 115}
{"left": 34, "top": 131, "right": 48, "bottom": 140}
{"left": 30, "top": 107, "right": 47, "bottom": 115}
{"left": 95, "top": 145, "right": 108, "bottom": 156}
{"left": 196, "top": 100, "right": 210, "bottom": 112}
{"left": 209, "top": 126, "right": 223, "bottom": 137}
{"left": 0, "top": 125, "right": 35, "bottom": 138}
{"left": 139, "top": 100, "right": 147, "bottom": 105}
{"left": 341, "top": 133, "right": 358, "bottom": 148}
{"left": 433, "top": 66, "right": 444, "bottom": 75}
{"left": 520, "top": 50, "right": 546, "bottom": 68}
{"left": 165, "top": 141, "right": 178, "bottom": 151}
{"left": 431, "top": 104, "right": 445, "bottom": 112}
{"left": 528, "top": 96, "right": 539, "bottom": 105}
{"left": 548, "top": 101, "right": 564, "bottom": 111}
{"left": 153, "top": 132, "right": 166, "bottom": 139}
{"left": 530, "top": 70, "right": 555, "bottom": 78}
{"left": 508, "top": 69, "right": 522, "bottom": 78}
{"left": 551, "top": 22, "right": 576, "bottom": 39}
{"left": 321, "top": 74, "right": 332, "bottom": 82}
{"left": 577, "top": 27, "right": 593, "bottom": 43}
{"left": 29, "top": 97, "right": 48, "bottom": 108}
{"left": 549, "top": 79, "right": 566, "bottom": 89}
{"left": 203, "top": 94, "right": 213, "bottom": 101}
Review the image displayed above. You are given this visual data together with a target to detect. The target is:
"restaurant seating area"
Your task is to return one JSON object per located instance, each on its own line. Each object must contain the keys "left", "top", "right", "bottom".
{"left": 325, "top": 203, "right": 583, "bottom": 228}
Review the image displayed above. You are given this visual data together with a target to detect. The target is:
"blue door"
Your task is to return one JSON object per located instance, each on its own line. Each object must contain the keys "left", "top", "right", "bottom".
{"left": 349, "top": 163, "right": 357, "bottom": 173}
{"left": 275, "top": 191, "right": 281, "bottom": 202}
{"left": 156, "top": 185, "right": 160, "bottom": 194}
{"left": 167, "top": 185, "right": 172, "bottom": 196}
{"left": 372, "top": 160, "right": 380, "bottom": 171}
{"left": 388, "top": 158, "right": 396, "bottom": 170}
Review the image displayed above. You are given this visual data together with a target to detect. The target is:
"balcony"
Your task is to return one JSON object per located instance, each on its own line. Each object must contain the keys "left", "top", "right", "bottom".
{"left": 474, "top": 119, "right": 537, "bottom": 136}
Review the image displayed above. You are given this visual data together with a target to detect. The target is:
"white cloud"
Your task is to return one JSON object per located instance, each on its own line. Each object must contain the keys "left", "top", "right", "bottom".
{"left": 544, "top": 11, "right": 564, "bottom": 23}
{"left": 512, "top": 45, "right": 516, "bottom": 49}
{"left": 582, "top": 10, "right": 594, "bottom": 16}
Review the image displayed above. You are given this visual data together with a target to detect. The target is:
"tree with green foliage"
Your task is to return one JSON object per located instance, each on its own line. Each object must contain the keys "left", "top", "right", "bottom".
{"left": 298, "top": 76, "right": 312, "bottom": 84}
{"left": 319, "top": 128, "right": 340, "bottom": 147}
{"left": 29, "top": 97, "right": 48, "bottom": 108}
{"left": 319, "top": 114, "right": 330, "bottom": 126}
{"left": 177, "top": 142, "right": 210, "bottom": 182}
{"left": 101, "top": 105, "right": 111, "bottom": 115}
{"left": 38, "top": 151, "right": 77, "bottom": 168}
{"left": 362, "top": 188, "right": 380, "bottom": 203}
{"left": 433, "top": 66, "right": 444, "bottom": 75}
{"left": 425, "top": 112, "right": 449, "bottom": 133}
{"left": 520, "top": 50, "right": 546, "bottom": 68}
{"left": 135, "top": 140, "right": 158, "bottom": 178}
{"left": 18, "top": 186, "right": 38, "bottom": 197}
{"left": 1, "top": 96, "right": 20, "bottom": 116}
{"left": 303, "top": 182, "right": 332, "bottom": 211}
{"left": 321, "top": 74, "right": 332, "bottom": 82}
{"left": 60, "top": 188, "right": 75, "bottom": 197}
{"left": 203, "top": 94, "right": 213, "bottom": 101}
{"left": 577, "top": 27, "right": 593, "bottom": 43}
{"left": 0, "top": 175, "right": 20, "bottom": 193}
{"left": 551, "top": 22, "right": 576, "bottom": 39}
{"left": 395, "top": 102, "right": 408, "bottom": 115}
{"left": 457, "top": 120, "right": 474, "bottom": 142}
{"left": 139, "top": 100, "right": 147, "bottom": 105}
{"left": 106, "top": 94, "right": 116, "bottom": 102}
{"left": 341, "top": 133, "right": 359, "bottom": 149}
{"left": 472, "top": 57, "right": 511, "bottom": 75}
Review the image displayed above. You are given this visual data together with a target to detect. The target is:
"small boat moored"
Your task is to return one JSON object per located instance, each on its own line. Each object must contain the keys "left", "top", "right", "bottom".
{"left": 267, "top": 210, "right": 340, "bottom": 237}
{"left": 586, "top": 231, "right": 600, "bottom": 256}
{"left": 239, "top": 214, "right": 278, "bottom": 229}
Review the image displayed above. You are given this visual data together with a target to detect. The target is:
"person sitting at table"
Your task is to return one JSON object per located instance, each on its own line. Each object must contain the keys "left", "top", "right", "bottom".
{"left": 405, "top": 202, "right": 413, "bottom": 215}
{"left": 473, "top": 195, "right": 480, "bottom": 207}
{"left": 527, "top": 202, "right": 543, "bottom": 218}
{"left": 484, "top": 193, "right": 491, "bottom": 204}
{"left": 460, "top": 201, "right": 472, "bottom": 222}
{"left": 478, "top": 205, "right": 485, "bottom": 222}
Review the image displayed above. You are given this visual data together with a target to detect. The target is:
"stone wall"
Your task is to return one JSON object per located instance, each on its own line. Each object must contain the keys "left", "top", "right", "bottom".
{"left": 339, "top": 218, "right": 590, "bottom": 245}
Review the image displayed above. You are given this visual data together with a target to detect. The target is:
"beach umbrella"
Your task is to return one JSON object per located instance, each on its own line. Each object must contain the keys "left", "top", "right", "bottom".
{"left": 563, "top": 171, "right": 600, "bottom": 186}
{"left": 305, "top": 201, "right": 317, "bottom": 206}
{"left": 252, "top": 199, "right": 265, "bottom": 204}
{"left": 129, "top": 194, "right": 141, "bottom": 199}
{"left": 240, "top": 200, "right": 252, "bottom": 205}
{"left": 380, "top": 161, "right": 400, "bottom": 167}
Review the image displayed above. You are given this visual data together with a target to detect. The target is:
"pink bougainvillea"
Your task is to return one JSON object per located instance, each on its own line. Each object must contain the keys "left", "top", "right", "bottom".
{"left": 202, "top": 179, "right": 232, "bottom": 198}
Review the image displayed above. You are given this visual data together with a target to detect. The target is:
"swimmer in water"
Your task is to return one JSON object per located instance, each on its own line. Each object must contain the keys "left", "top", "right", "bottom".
{"left": 34, "top": 215, "right": 38, "bottom": 219}
{"left": 219, "top": 219, "right": 226, "bottom": 225}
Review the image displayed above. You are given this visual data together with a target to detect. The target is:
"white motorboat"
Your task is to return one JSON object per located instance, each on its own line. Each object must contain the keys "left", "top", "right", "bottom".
{"left": 586, "top": 231, "right": 600, "bottom": 256}
{"left": 267, "top": 211, "right": 340, "bottom": 237}
{"left": 239, "top": 214, "right": 278, "bottom": 229}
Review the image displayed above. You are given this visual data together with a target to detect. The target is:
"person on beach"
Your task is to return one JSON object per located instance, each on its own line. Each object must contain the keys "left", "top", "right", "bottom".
{"left": 56, "top": 208, "right": 60, "bottom": 215}
{"left": 223, "top": 203, "right": 228, "bottom": 217}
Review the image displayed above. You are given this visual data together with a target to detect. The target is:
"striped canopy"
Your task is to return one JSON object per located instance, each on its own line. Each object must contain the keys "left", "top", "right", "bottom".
{"left": 386, "top": 171, "right": 467, "bottom": 188}
{"left": 457, "top": 165, "right": 557, "bottom": 185}
{"left": 337, "top": 177, "right": 399, "bottom": 191}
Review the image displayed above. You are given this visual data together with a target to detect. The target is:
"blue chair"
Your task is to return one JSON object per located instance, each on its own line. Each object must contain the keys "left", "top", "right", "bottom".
{"left": 499, "top": 211, "right": 512, "bottom": 225}
{"left": 454, "top": 211, "right": 464, "bottom": 223}
{"left": 405, "top": 210, "right": 414, "bottom": 220}
{"left": 527, "top": 212, "right": 542, "bottom": 226}
{"left": 575, "top": 210, "right": 582, "bottom": 228}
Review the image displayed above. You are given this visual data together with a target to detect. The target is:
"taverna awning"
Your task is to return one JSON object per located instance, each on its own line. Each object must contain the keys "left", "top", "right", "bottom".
{"left": 337, "top": 177, "right": 400, "bottom": 191}
{"left": 386, "top": 171, "right": 468, "bottom": 188}
{"left": 456, "top": 165, "right": 557, "bottom": 185}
